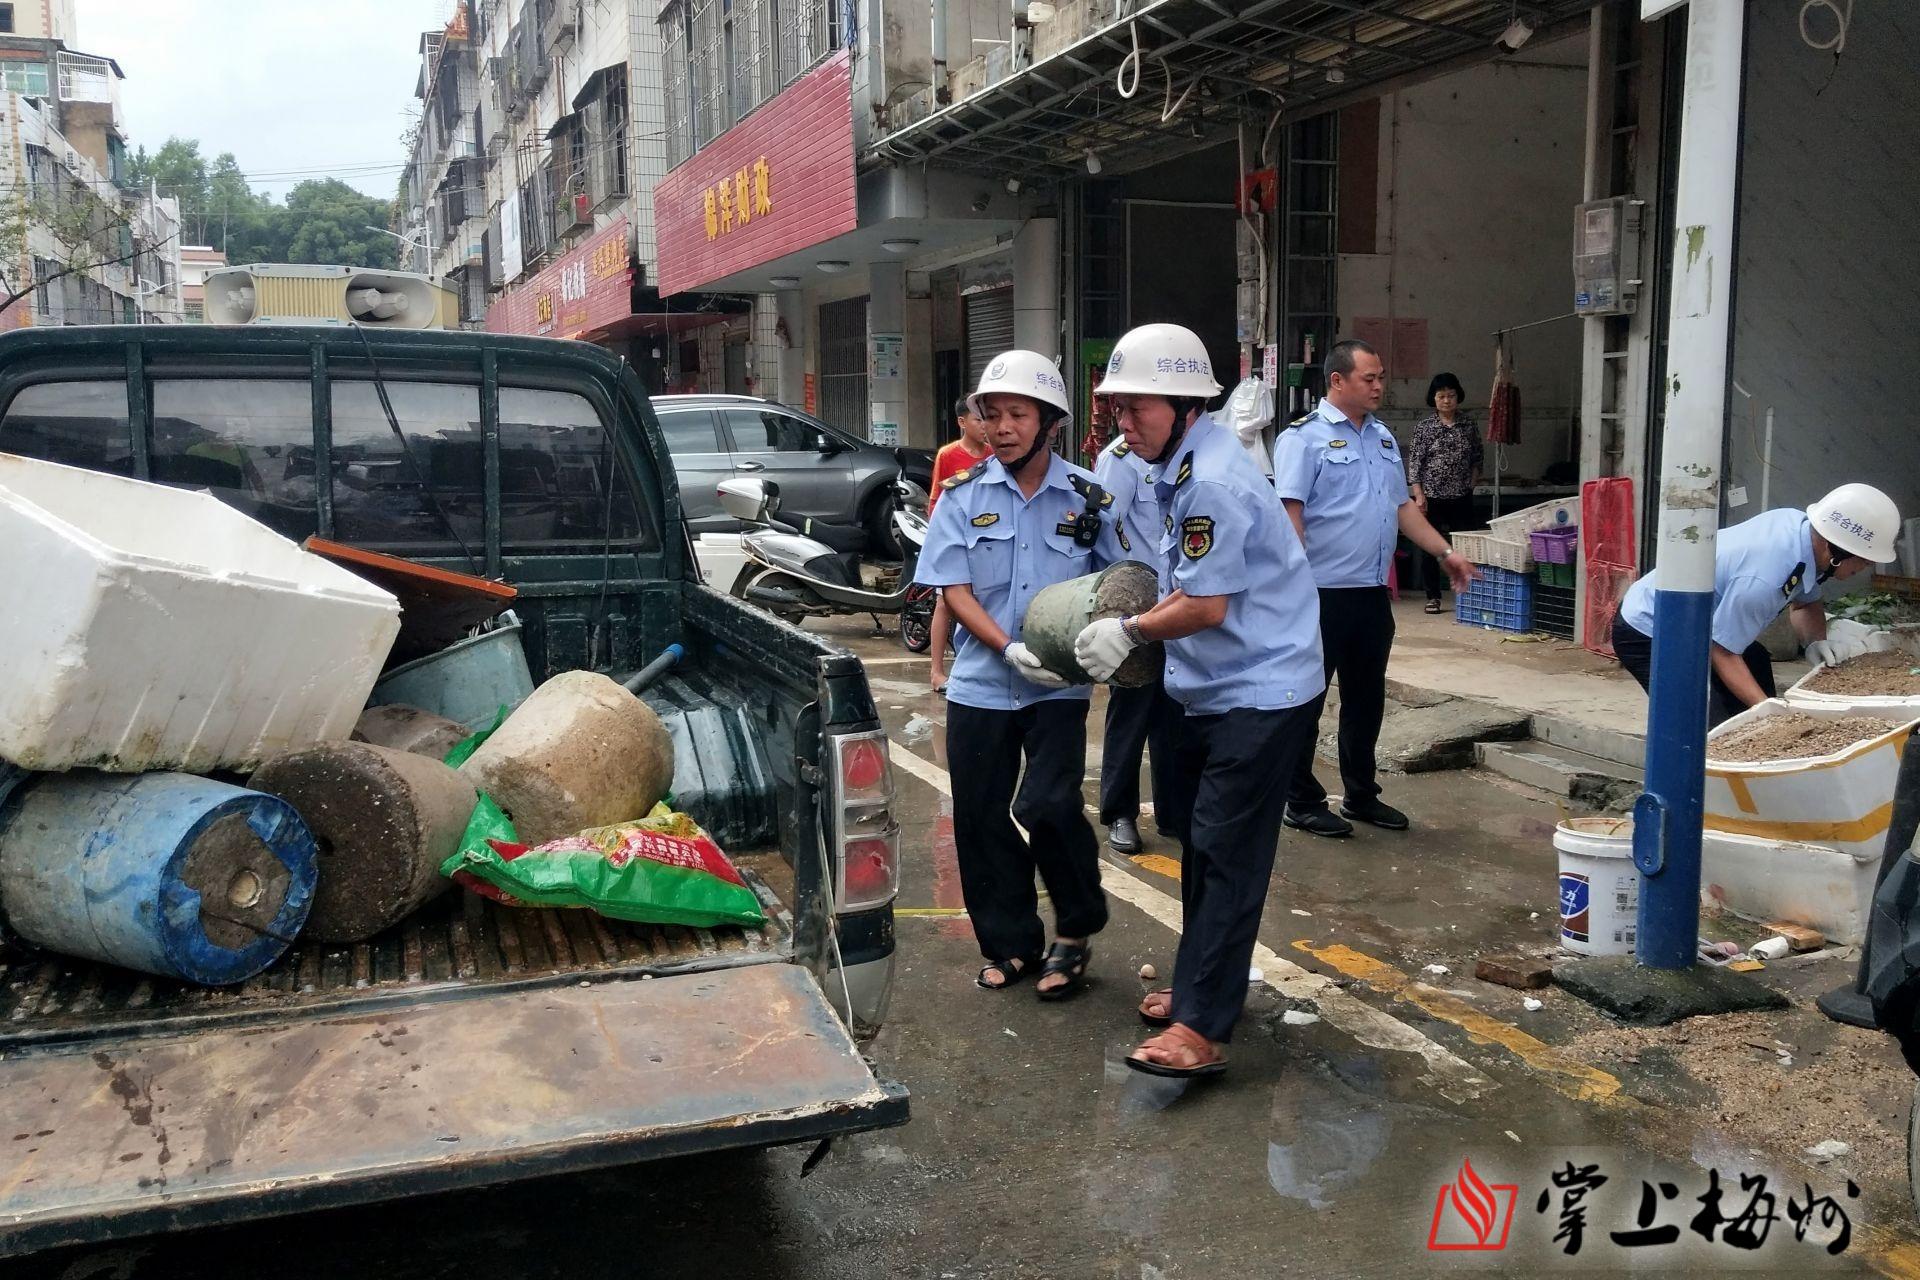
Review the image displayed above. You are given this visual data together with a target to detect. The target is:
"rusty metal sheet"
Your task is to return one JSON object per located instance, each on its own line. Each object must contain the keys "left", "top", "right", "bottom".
{"left": 0, "top": 964, "right": 906, "bottom": 1255}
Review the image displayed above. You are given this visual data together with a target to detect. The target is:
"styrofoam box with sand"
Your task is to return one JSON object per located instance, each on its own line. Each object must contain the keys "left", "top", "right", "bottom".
{"left": 1786, "top": 648, "right": 1920, "bottom": 715}
{"left": 1698, "top": 700, "right": 1918, "bottom": 944}
{"left": 0, "top": 454, "right": 401, "bottom": 773}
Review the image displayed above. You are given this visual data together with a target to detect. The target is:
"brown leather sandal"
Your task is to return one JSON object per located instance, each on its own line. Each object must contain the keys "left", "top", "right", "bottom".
{"left": 1139, "top": 988, "right": 1173, "bottom": 1027}
{"left": 1125, "top": 1022, "right": 1227, "bottom": 1079}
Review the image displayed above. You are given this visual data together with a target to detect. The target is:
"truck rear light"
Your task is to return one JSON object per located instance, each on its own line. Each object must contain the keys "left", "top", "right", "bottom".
{"left": 832, "top": 731, "right": 897, "bottom": 912}
{"left": 840, "top": 736, "right": 891, "bottom": 802}
{"left": 839, "top": 831, "right": 900, "bottom": 910}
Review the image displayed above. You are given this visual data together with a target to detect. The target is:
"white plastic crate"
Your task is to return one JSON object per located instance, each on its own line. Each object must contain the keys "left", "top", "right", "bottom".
{"left": 0, "top": 455, "right": 401, "bottom": 773}
{"left": 1453, "top": 530, "right": 1531, "bottom": 572}
{"left": 1489, "top": 495, "right": 1580, "bottom": 541}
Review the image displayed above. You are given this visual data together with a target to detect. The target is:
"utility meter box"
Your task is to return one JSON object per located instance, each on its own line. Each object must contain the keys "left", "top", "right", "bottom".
{"left": 1573, "top": 197, "right": 1643, "bottom": 316}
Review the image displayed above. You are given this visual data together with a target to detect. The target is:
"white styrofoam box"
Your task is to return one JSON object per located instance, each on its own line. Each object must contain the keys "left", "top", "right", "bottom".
{"left": 1703, "top": 698, "right": 1918, "bottom": 863}
{"left": 1700, "top": 829, "right": 1877, "bottom": 946}
{"left": 1784, "top": 661, "right": 1920, "bottom": 715}
{"left": 691, "top": 532, "right": 747, "bottom": 592}
{"left": 1489, "top": 495, "right": 1581, "bottom": 540}
{"left": 0, "top": 454, "right": 401, "bottom": 773}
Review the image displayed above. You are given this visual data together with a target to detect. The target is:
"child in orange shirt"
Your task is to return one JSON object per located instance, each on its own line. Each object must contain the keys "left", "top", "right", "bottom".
{"left": 927, "top": 397, "right": 991, "bottom": 693}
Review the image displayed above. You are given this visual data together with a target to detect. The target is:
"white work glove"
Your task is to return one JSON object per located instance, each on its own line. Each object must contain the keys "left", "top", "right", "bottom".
{"left": 1804, "top": 638, "right": 1865, "bottom": 667}
{"left": 1003, "top": 641, "right": 1071, "bottom": 689}
{"left": 1074, "top": 617, "right": 1140, "bottom": 683}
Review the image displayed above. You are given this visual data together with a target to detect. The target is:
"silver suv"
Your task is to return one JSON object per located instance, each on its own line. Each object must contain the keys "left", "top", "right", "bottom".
{"left": 651, "top": 394, "right": 929, "bottom": 553}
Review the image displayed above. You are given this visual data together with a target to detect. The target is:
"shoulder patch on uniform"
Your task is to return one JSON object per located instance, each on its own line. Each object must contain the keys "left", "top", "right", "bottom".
{"left": 1070, "top": 474, "right": 1116, "bottom": 508}
{"left": 1782, "top": 561, "right": 1805, "bottom": 599}
{"left": 942, "top": 468, "right": 978, "bottom": 490}
{"left": 1181, "top": 516, "right": 1215, "bottom": 560}
{"left": 1327, "top": 438, "right": 1348, "bottom": 449}
{"left": 1287, "top": 413, "right": 1312, "bottom": 429}
{"left": 1380, "top": 438, "right": 1394, "bottom": 450}
{"left": 1109, "top": 438, "right": 1131, "bottom": 457}
{"left": 970, "top": 511, "right": 1000, "bottom": 528}
{"left": 1175, "top": 457, "right": 1193, "bottom": 487}
{"left": 1116, "top": 522, "right": 1131, "bottom": 552}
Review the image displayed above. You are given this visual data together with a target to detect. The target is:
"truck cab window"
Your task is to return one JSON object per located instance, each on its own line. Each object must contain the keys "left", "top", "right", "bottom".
{"left": 0, "top": 380, "right": 132, "bottom": 476}
{"left": 149, "top": 379, "right": 319, "bottom": 542}
{"left": 499, "top": 386, "right": 653, "bottom": 549}
{"left": 329, "top": 380, "right": 485, "bottom": 551}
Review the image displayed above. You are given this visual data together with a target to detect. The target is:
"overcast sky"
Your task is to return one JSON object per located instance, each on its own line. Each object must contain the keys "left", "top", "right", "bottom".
{"left": 81, "top": 0, "right": 458, "bottom": 204}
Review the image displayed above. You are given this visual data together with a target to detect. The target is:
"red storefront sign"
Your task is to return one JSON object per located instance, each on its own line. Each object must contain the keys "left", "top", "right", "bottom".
{"left": 654, "top": 51, "right": 856, "bottom": 296}
{"left": 486, "top": 216, "right": 633, "bottom": 338}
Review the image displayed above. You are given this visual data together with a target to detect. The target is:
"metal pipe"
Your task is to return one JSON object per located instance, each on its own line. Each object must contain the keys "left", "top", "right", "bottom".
{"left": 933, "top": 0, "right": 949, "bottom": 95}
{"left": 1632, "top": 0, "right": 1748, "bottom": 970}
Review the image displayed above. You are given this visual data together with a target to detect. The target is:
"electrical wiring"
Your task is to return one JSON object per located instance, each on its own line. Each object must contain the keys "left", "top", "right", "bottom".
{"left": 1112, "top": 16, "right": 1194, "bottom": 124}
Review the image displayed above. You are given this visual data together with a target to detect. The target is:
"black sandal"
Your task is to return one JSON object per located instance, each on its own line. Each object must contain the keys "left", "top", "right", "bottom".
{"left": 1035, "top": 940, "right": 1092, "bottom": 1002}
{"left": 976, "top": 954, "right": 1040, "bottom": 990}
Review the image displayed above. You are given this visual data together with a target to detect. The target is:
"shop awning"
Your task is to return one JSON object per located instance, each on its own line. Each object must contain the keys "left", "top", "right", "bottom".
{"left": 868, "top": 0, "right": 1601, "bottom": 178}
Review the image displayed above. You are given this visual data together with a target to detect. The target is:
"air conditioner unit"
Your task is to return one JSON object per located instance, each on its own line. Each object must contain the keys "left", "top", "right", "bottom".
{"left": 545, "top": 0, "right": 578, "bottom": 50}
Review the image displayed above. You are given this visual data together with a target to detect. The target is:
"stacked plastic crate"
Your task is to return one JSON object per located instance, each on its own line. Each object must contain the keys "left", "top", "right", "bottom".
{"left": 1530, "top": 526, "right": 1578, "bottom": 639}
{"left": 1452, "top": 496, "right": 1578, "bottom": 634}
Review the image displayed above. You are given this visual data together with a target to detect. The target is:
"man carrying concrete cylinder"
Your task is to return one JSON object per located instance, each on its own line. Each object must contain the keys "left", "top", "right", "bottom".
{"left": 1612, "top": 483, "right": 1902, "bottom": 727}
{"left": 1073, "top": 323, "right": 1325, "bottom": 1079}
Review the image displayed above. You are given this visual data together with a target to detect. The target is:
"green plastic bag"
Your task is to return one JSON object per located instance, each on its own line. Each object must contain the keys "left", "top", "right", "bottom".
{"left": 439, "top": 803, "right": 765, "bottom": 929}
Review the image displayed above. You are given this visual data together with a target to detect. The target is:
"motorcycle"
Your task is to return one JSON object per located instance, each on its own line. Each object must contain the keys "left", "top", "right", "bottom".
{"left": 720, "top": 471, "right": 933, "bottom": 653}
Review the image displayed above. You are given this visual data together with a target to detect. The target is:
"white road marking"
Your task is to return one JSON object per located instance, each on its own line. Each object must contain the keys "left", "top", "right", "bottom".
{"left": 887, "top": 743, "right": 1493, "bottom": 1102}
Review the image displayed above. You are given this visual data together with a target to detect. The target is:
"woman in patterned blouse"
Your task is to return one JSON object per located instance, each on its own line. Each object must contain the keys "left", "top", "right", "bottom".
{"left": 1406, "top": 372, "right": 1483, "bottom": 613}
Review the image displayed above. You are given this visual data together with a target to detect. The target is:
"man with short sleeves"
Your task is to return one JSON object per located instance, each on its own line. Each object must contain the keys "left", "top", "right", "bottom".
{"left": 1092, "top": 433, "right": 1183, "bottom": 855}
{"left": 1271, "top": 338, "right": 1477, "bottom": 838}
{"left": 1073, "top": 323, "right": 1324, "bottom": 1079}
{"left": 1612, "top": 484, "right": 1902, "bottom": 726}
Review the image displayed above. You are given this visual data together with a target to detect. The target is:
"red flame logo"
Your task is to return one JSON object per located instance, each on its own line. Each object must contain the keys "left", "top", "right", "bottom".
{"left": 1448, "top": 1159, "right": 1498, "bottom": 1245}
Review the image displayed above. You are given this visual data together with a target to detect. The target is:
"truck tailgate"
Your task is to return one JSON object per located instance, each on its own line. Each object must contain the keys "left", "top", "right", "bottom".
{"left": 0, "top": 963, "right": 907, "bottom": 1255}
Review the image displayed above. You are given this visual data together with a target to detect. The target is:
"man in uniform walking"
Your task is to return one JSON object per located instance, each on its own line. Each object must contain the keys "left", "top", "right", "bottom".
{"left": 1074, "top": 324, "right": 1323, "bottom": 1078}
{"left": 1093, "top": 430, "right": 1183, "bottom": 855}
{"left": 919, "top": 349, "right": 1127, "bottom": 1001}
{"left": 1272, "top": 339, "right": 1477, "bottom": 838}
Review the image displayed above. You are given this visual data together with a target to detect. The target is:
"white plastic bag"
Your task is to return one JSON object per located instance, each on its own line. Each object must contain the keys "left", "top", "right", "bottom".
{"left": 1214, "top": 376, "right": 1277, "bottom": 476}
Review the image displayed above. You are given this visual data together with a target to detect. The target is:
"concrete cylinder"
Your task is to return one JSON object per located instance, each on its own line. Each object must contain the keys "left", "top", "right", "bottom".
{"left": 459, "top": 671, "right": 676, "bottom": 844}
{"left": 352, "top": 704, "right": 470, "bottom": 761}
{"left": 1021, "top": 561, "right": 1164, "bottom": 687}
{"left": 250, "top": 742, "right": 474, "bottom": 943}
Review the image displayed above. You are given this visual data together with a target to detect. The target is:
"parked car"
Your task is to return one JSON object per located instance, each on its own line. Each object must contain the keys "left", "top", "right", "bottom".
{"left": 651, "top": 393, "right": 930, "bottom": 555}
{"left": 0, "top": 326, "right": 905, "bottom": 1255}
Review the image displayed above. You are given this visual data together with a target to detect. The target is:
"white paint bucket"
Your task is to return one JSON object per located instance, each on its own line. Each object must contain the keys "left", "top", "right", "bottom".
{"left": 1554, "top": 816, "right": 1638, "bottom": 956}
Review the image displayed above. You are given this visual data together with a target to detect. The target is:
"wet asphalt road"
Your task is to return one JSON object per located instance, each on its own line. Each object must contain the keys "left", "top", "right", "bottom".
{"left": 14, "top": 618, "right": 1915, "bottom": 1278}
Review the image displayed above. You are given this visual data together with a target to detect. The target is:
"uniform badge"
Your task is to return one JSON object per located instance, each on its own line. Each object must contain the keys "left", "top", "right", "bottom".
{"left": 1175, "top": 457, "right": 1193, "bottom": 487}
{"left": 1327, "top": 439, "right": 1348, "bottom": 449}
{"left": 942, "top": 468, "right": 976, "bottom": 490}
{"left": 1381, "top": 438, "right": 1394, "bottom": 450}
{"left": 1782, "top": 561, "right": 1805, "bottom": 599}
{"left": 1181, "top": 516, "right": 1215, "bottom": 560}
{"left": 971, "top": 512, "right": 1000, "bottom": 528}
{"left": 1164, "top": 513, "right": 1173, "bottom": 534}
{"left": 1055, "top": 518, "right": 1079, "bottom": 537}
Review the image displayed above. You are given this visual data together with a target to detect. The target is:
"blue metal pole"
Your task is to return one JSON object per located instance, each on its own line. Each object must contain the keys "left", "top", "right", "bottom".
{"left": 1632, "top": 0, "right": 1747, "bottom": 970}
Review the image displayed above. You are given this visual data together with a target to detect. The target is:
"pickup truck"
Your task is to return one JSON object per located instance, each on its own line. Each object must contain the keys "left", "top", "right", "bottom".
{"left": 0, "top": 325, "right": 906, "bottom": 1254}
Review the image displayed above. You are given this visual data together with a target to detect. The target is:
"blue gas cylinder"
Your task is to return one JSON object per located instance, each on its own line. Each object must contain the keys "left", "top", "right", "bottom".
{"left": 0, "top": 771, "right": 317, "bottom": 985}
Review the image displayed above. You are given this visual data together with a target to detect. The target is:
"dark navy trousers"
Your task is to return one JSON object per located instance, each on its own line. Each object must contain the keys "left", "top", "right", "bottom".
{"left": 1098, "top": 677, "right": 1186, "bottom": 832}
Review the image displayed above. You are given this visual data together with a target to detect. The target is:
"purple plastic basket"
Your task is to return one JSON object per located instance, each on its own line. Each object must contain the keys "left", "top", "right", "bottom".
{"left": 1528, "top": 526, "right": 1579, "bottom": 565}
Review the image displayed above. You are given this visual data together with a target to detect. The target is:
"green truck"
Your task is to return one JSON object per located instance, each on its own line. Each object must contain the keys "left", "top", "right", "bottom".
{"left": 0, "top": 325, "right": 905, "bottom": 1254}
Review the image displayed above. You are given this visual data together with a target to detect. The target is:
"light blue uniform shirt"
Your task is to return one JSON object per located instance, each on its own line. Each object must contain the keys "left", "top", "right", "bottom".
{"left": 1093, "top": 437, "right": 1167, "bottom": 592}
{"left": 1618, "top": 507, "right": 1821, "bottom": 653}
{"left": 918, "top": 452, "right": 1127, "bottom": 711}
{"left": 1270, "top": 397, "right": 1411, "bottom": 588}
{"left": 1146, "top": 416, "right": 1326, "bottom": 715}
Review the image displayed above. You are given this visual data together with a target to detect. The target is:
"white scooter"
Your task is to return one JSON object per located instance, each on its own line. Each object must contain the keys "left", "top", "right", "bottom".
{"left": 720, "top": 473, "right": 931, "bottom": 651}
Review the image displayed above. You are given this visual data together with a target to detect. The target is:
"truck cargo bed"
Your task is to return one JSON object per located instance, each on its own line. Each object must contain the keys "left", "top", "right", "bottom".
{"left": 0, "top": 868, "right": 790, "bottom": 1050}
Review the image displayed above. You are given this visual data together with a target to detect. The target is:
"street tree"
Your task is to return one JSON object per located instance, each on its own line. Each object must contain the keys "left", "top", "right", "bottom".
{"left": 0, "top": 181, "right": 165, "bottom": 315}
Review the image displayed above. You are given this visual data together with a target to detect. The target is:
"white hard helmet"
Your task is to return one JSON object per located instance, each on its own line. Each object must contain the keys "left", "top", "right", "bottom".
{"left": 1807, "top": 483, "right": 1902, "bottom": 563}
{"left": 968, "top": 349, "right": 1073, "bottom": 424}
{"left": 1093, "top": 323, "right": 1224, "bottom": 399}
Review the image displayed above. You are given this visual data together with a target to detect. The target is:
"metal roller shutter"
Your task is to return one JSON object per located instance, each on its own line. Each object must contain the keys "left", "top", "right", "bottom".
{"left": 964, "top": 288, "right": 1015, "bottom": 388}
